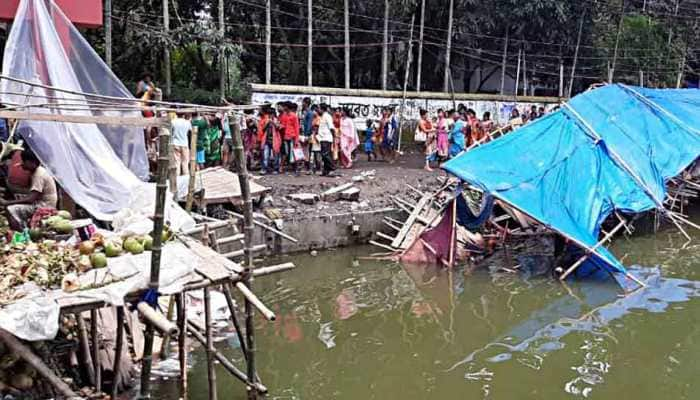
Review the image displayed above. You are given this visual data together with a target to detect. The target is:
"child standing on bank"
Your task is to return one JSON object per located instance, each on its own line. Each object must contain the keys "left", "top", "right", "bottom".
{"left": 364, "top": 119, "right": 375, "bottom": 162}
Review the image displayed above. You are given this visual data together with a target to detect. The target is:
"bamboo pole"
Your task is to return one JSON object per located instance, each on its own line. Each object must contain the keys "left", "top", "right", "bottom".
{"left": 0, "top": 329, "right": 77, "bottom": 398}
{"left": 559, "top": 220, "right": 627, "bottom": 281}
{"left": 235, "top": 281, "right": 277, "bottom": 321}
{"left": 112, "top": 306, "right": 125, "bottom": 399}
{"left": 185, "top": 322, "right": 267, "bottom": 393}
{"left": 159, "top": 297, "right": 176, "bottom": 357}
{"left": 204, "top": 287, "right": 218, "bottom": 400}
{"left": 139, "top": 123, "right": 172, "bottom": 398}
{"left": 448, "top": 198, "right": 457, "bottom": 267}
{"left": 176, "top": 293, "right": 188, "bottom": 399}
{"left": 229, "top": 114, "right": 259, "bottom": 399}
{"left": 91, "top": 309, "right": 102, "bottom": 394}
{"left": 223, "top": 283, "right": 249, "bottom": 358}
{"left": 223, "top": 210, "right": 298, "bottom": 243}
{"left": 397, "top": 14, "right": 415, "bottom": 153}
{"left": 76, "top": 314, "right": 95, "bottom": 386}
{"left": 186, "top": 125, "right": 199, "bottom": 212}
{"left": 416, "top": 0, "right": 425, "bottom": 92}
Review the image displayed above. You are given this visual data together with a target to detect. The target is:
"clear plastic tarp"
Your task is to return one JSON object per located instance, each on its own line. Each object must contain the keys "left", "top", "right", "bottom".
{"left": 1, "top": 0, "right": 149, "bottom": 220}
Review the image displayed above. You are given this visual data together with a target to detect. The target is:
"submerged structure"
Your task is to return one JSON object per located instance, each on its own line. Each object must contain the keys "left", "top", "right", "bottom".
{"left": 442, "top": 84, "right": 700, "bottom": 287}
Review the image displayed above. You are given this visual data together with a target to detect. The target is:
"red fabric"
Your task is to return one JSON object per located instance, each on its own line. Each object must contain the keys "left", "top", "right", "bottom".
{"left": 279, "top": 112, "right": 299, "bottom": 141}
{"left": 7, "top": 151, "right": 31, "bottom": 189}
{"left": 400, "top": 200, "right": 457, "bottom": 267}
{"left": 0, "top": 0, "right": 103, "bottom": 28}
{"left": 30, "top": 208, "right": 57, "bottom": 229}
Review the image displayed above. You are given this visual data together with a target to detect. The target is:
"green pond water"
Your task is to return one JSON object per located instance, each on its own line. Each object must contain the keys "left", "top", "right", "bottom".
{"left": 153, "top": 225, "right": 700, "bottom": 400}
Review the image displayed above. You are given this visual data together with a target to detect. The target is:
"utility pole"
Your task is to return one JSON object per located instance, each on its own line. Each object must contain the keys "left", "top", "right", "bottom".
{"left": 398, "top": 15, "right": 415, "bottom": 153}
{"left": 443, "top": 0, "right": 454, "bottom": 92}
{"left": 105, "top": 0, "right": 112, "bottom": 68}
{"left": 266, "top": 0, "right": 271, "bottom": 85}
{"left": 382, "top": 0, "right": 389, "bottom": 90}
{"left": 344, "top": 0, "right": 350, "bottom": 89}
{"left": 416, "top": 0, "right": 425, "bottom": 92}
{"left": 499, "top": 29, "right": 508, "bottom": 95}
{"left": 163, "top": 0, "right": 171, "bottom": 96}
{"left": 219, "top": 0, "right": 226, "bottom": 100}
{"left": 559, "top": 58, "right": 564, "bottom": 97}
{"left": 522, "top": 52, "right": 527, "bottom": 96}
{"left": 514, "top": 47, "right": 521, "bottom": 96}
{"left": 307, "top": 0, "right": 312, "bottom": 86}
{"left": 568, "top": 11, "right": 585, "bottom": 98}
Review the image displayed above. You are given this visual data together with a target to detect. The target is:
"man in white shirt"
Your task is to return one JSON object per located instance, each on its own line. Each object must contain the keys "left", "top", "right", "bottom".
{"left": 317, "top": 104, "right": 336, "bottom": 176}
{"left": 171, "top": 113, "right": 192, "bottom": 176}
{"left": 1, "top": 149, "right": 58, "bottom": 230}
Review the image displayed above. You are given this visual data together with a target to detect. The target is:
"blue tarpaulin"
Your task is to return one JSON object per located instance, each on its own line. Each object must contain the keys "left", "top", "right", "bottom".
{"left": 443, "top": 84, "right": 700, "bottom": 278}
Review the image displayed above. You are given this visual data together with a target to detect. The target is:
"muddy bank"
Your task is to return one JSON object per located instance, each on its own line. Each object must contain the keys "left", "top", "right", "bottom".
{"left": 251, "top": 150, "right": 445, "bottom": 218}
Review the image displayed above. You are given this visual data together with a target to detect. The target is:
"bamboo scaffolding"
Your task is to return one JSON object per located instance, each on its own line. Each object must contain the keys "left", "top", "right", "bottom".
{"left": 204, "top": 287, "right": 218, "bottom": 400}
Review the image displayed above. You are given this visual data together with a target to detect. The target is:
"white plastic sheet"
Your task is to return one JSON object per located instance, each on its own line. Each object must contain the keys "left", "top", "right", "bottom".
{"left": 0, "top": 240, "right": 197, "bottom": 341}
{"left": 1, "top": 0, "right": 149, "bottom": 220}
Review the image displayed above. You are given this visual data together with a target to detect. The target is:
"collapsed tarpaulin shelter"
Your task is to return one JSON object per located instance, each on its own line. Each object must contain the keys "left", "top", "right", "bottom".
{"left": 443, "top": 84, "right": 700, "bottom": 282}
{"left": 1, "top": 0, "right": 149, "bottom": 221}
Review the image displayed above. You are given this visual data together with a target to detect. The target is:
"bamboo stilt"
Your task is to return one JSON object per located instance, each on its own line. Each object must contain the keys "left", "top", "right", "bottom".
{"left": 139, "top": 123, "right": 172, "bottom": 398}
{"left": 186, "top": 126, "right": 199, "bottom": 212}
{"left": 90, "top": 309, "right": 101, "bottom": 394}
{"left": 204, "top": 287, "right": 218, "bottom": 400}
{"left": 159, "top": 297, "right": 176, "bottom": 358}
{"left": 559, "top": 220, "right": 627, "bottom": 281}
{"left": 176, "top": 293, "right": 188, "bottom": 399}
{"left": 112, "top": 306, "right": 125, "bottom": 399}
{"left": 76, "top": 314, "right": 95, "bottom": 386}
{"left": 223, "top": 283, "right": 249, "bottom": 359}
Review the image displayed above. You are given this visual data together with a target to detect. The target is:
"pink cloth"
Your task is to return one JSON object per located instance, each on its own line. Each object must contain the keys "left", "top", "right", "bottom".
{"left": 340, "top": 117, "right": 359, "bottom": 168}
{"left": 436, "top": 117, "right": 449, "bottom": 157}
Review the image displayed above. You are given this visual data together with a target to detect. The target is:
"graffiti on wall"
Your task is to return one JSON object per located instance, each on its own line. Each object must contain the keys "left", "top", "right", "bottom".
{"left": 251, "top": 92, "right": 556, "bottom": 125}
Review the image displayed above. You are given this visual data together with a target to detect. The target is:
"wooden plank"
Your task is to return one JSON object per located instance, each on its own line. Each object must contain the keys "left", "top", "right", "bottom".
{"left": 376, "top": 231, "right": 396, "bottom": 243}
{"left": 321, "top": 182, "right": 354, "bottom": 201}
{"left": 0, "top": 110, "right": 168, "bottom": 127}
{"left": 392, "top": 193, "right": 432, "bottom": 249}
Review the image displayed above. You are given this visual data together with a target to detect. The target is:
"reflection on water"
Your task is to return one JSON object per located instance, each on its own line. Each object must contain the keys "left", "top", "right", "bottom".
{"left": 154, "top": 227, "right": 700, "bottom": 400}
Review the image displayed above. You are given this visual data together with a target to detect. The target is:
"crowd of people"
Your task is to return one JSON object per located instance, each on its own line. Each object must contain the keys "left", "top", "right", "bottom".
{"left": 139, "top": 72, "right": 549, "bottom": 179}
{"left": 166, "top": 98, "right": 406, "bottom": 177}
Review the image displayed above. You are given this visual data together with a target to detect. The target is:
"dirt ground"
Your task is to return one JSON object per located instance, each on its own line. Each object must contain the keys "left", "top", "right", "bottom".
{"left": 251, "top": 149, "right": 450, "bottom": 217}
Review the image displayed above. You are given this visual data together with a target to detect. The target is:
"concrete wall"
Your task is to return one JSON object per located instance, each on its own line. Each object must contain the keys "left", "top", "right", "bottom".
{"left": 215, "top": 208, "right": 399, "bottom": 257}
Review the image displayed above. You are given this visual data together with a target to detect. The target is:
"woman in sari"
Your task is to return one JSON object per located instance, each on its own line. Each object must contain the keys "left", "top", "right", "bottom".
{"left": 205, "top": 115, "right": 223, "bottom": 166}
{"left": 339, "top": 108, "right": 359, "bottom": 168}
{"left": 436, "top": 108, "right": 449, "bottom": 161}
